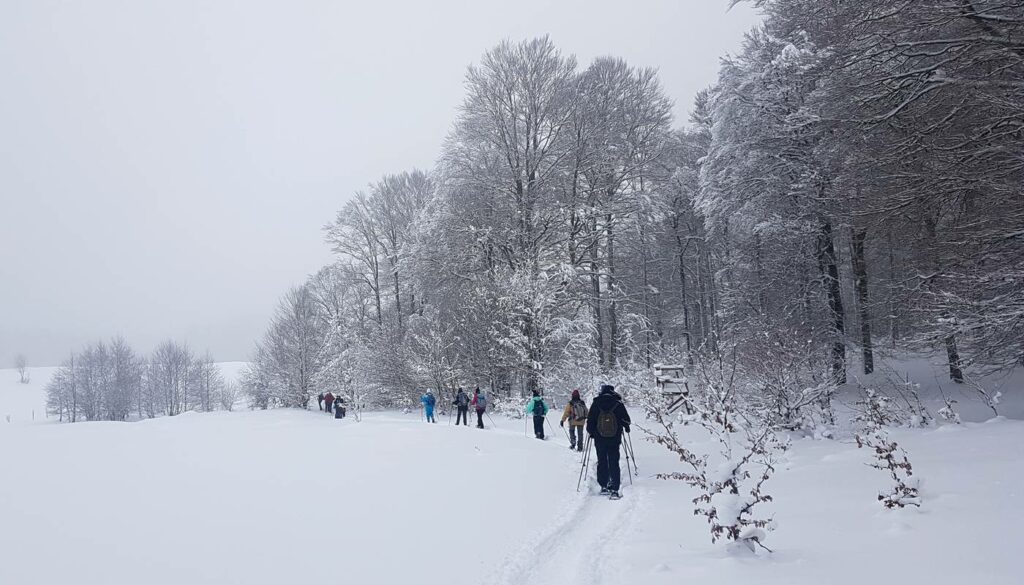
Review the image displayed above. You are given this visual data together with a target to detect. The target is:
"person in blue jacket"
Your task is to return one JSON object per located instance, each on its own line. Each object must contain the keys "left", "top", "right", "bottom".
{"left": 421, "top": 389, "right": 437, "bottom": 423}
{"left": 525, "top": 389, "right": 549, "bottom": 439}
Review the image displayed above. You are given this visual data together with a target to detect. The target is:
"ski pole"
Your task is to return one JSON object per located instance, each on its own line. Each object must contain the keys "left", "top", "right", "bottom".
{"left": 625, "top": 432, "right": 638, "bottom": 476}
{"left": 622, "top": 432, "right": 637, "bottom": 478}
{"left": 623, "top": 436, "right": 634, "bottom": 486}
{"left": 576, "top": 436, "right": 592, "bottom": 492}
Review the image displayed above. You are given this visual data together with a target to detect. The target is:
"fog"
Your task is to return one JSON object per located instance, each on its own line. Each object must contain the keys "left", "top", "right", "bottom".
{"left": 0, "top": 0, "right": 760, "bottom": 366}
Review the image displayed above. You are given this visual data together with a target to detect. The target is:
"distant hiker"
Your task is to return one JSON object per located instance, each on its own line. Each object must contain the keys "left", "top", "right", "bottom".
{"left": 323, "top": 392, "right": 335, "bottom": 415}
{"left": 560, "top": 389, "right": 588, "bottom": 451}
{"left": 421, "top": 390, "right": 437, "bottom": 423}
{"left": 317, "top": 392, "right": 325, "bottom": 411}
{"left": 525, "top": 390, "right": 549, "bottom": 440}
{"left": 586, "top": 384, "right": 632, "bottom": 499}
{"left": 333, "top": 396, "right": 346, "bottom": 419}
{"left": 454, "top": 388, "right": 470, "bottom": 426}
{"left": 472, "top": 387, "right": 487, "bottom": 429}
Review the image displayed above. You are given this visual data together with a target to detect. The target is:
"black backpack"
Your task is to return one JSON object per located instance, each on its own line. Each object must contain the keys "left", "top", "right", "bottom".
{"left": 533, "top": 398, "right": 546, "bottom": 416}
{"left": 596, "top": 407, "right": 618, "bottom": 438}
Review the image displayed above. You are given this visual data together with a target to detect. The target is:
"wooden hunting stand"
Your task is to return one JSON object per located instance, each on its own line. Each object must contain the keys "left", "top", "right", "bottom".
{"left": 653, "top": 364, "right": 692, "bottom": 414}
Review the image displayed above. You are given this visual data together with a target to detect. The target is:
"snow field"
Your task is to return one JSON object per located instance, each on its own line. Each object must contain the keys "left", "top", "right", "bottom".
{"left": 0, "top": 408, "right": 584, "bottom": 585}
{"left": 2, "top": 365, "right": 1022, "bottom": 585}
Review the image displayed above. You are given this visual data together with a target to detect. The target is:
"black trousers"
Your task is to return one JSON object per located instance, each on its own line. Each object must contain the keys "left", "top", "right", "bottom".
{"left": 476, "top": 410, "right": 484, "bottom": 428}
{"left": 533, "top": 415, "right": 545, "bottom": 439}
{"left": 456, "top": 407, "right": 468, "bottom": 425}
{"left": 594, "top": 437, "right": 622, "bottom": 491}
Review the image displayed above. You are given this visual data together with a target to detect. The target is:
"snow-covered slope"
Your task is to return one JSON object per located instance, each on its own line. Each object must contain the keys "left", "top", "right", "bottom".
{"left": 0, "top": 366, "right": 56, "bottom": 424}
{"left": 1, "top": 363, "right": 1020, "bottom": 584}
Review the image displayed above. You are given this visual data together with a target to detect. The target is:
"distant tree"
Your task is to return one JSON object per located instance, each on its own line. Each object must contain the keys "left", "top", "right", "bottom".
{"left": 15, "top": 354, "right": 29, "bottom": 384}
{"left": 192, "top": 352, "right": 224, "bottom": 412}
{"left": 148, "top": 340, "right": 194, "bottom": 416}
{"left": 218, "top": 380, "right": 240, "bottom": 412}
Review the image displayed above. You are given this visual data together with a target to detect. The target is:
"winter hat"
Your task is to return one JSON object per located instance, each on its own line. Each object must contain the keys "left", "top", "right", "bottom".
{"left": 571, "top": 389, "right": 581, "bottom": 400}
{"left": 599, "top": 384, "right": 615, "bottom": 394}
{"left": 532, "top": 389, "right": 539, "bottom": 397}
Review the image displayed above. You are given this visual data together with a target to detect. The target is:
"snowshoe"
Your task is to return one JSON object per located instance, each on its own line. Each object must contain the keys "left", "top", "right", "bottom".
{"left": 599, "top": 487, "right": 611, "bottom": 495}
{"left": 608, "top": 491, "right": 622, "bottom": 500}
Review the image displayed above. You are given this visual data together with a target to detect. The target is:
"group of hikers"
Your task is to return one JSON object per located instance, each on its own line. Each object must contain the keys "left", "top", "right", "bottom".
{"left": 420, "top": 383, "right": 632, "bottom": 499}
{"left": 418, "top": 387, "right": 488, "bottom": 428}
{"left": 316, "top": 392, "right": 346, "bottom": 419}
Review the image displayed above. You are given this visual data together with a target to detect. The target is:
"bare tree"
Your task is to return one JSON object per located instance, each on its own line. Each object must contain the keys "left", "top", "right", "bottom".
{"left": 15, "top": 354, "right": 29, "bottom": 384}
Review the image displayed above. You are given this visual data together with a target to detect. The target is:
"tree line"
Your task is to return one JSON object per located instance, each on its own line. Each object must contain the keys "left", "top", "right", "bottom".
{"left": 46, "top": 338, "right": 237, "bottom": 422}
{"left": 246, "top": 0, "right": 1022, "bottom": 419}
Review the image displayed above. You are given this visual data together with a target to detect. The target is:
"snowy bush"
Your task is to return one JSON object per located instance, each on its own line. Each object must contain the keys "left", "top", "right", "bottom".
{"left": 936, "top": 397, "right": 961, "bottom": 425}
{"left": 965, "top": 376, "right": 1002, "bottom": 417}
{"left": 854, "top": 390, "right": 921, "bottom": 509}
{"left": 850, "top": 388, "right": 900, "bottom": 429}
{"left": 641, "top": 349, "right": 786, "bottom": 553}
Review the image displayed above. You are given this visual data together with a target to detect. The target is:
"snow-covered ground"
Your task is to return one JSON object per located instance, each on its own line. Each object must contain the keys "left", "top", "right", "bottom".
{"left": 1, "top": 365, "right": 1021, "bottom": 584}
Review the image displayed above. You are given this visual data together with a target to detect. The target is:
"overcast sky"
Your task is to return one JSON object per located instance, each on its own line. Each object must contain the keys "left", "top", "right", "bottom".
{"left": 0, "top": 0, "right": 761, "bottom": 366}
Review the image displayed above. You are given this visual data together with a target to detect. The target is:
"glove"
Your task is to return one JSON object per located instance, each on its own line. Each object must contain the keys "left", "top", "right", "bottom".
{"left": 559, "top": 420, "right": 564, "bottom": 427}
{"left": 624, "top": 424, "right": 631, "bottom": 433}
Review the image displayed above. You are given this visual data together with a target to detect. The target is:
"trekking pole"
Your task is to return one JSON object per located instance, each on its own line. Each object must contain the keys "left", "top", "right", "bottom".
{"left": 485, "top": 411, "right": 498, "bottom": 429}
{"left": 624, "top": 432, "right": 638, "bottom": 477}
{"left": 622, "top": 432, "right": 638, "bottom": 477}
{"left": 622, "top": 436, "right": 634, "bottom": 486}
{"left": 524, "top": 416, "right": 529, "bottom": 437}
{"left": 576, "top": 436, "right": 592, "bottom": 492}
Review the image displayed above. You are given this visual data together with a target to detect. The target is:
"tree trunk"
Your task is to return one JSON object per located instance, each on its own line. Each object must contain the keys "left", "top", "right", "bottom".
{"left": 887, "top": 230, "right": 899, "bottom": 348}
{"left": 590, "top": 217, "right": 605, "bottom": 369}
{"left": 673, "top": 213, "right": 692, "bottom": 356}
{"left": 820, "top": 221, "right": 847, "bottom": 385}
{"left": 851, "top": 229, "right": 874, "bottom": 374}
{"left": 606, "top": 212, "right": 618, "bottom": 367}
{"left": 393, "top": 268, "right": 402, "bottom": 330}
{"left": 945, "top": 334, "right": 964, "bottom": 383}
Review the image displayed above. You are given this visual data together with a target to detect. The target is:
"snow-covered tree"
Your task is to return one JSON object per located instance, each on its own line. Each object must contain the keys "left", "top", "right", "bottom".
{"left": 15, "top": 354, "right": 29, "bottom": 384}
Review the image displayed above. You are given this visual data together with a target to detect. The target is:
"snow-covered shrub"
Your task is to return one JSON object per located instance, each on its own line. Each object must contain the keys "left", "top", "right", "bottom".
{"left": 936, "top": 397, "right": 961, "bottom": 424}
{"left": 218, "top": 381, "right": 240, "bottom": 412}
{"left": 492, "top": 394, "right": 527, "bottom": 419}
{"left": 855, "top": 428, "right": 921, "bottom": 509}
{"left": 965, "top": 376, "right": 1001, "bottom": 417}
{"left": 853, "top": 390, "right": 921, "bottom": 509}
{"left": 641, "top": 348, "right": 786, "bottom": 553}
{"left": 719, "top": 328, "right": 840, "bottom": 434}
{"left": 870, "top": 367, "right": 932, "bottom": 428}
{"left": 851, "top": 387, "right": 902, "bottom": 429}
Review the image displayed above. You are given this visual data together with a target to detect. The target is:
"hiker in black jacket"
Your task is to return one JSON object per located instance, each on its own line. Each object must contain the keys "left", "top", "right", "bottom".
{"left": 453, "top": 388, "right": 470, "bottom": 426}
{"left": 586, "top": 384, "right": 632, "bottom": 499}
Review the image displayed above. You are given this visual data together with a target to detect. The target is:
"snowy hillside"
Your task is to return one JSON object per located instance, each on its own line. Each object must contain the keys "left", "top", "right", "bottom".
{"left": 1, "top": 364, "right": 1022, "bottom": 585}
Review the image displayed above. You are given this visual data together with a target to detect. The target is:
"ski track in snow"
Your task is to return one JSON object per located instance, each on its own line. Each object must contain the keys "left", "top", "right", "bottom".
{"left": 488, "top": 450, "right": 644, "bottom": 585}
